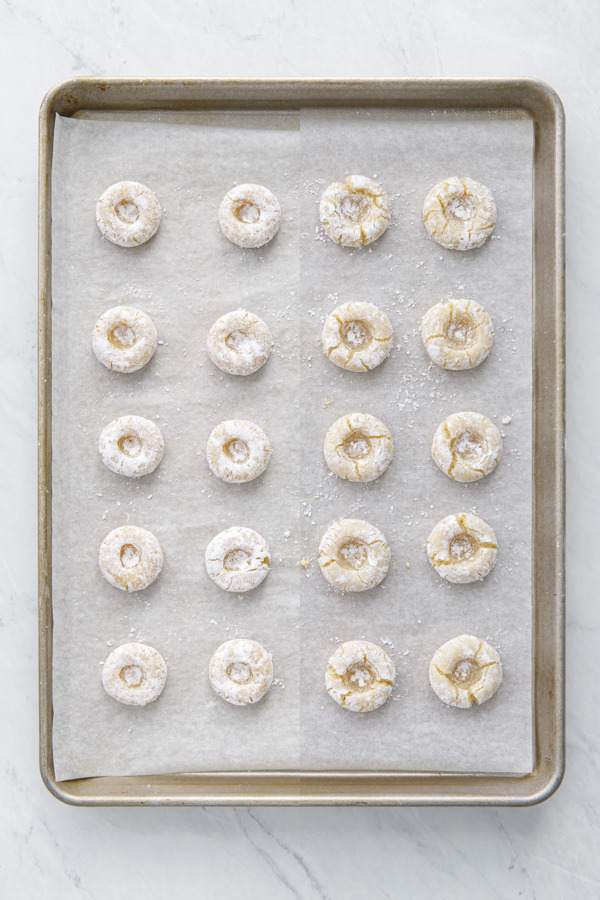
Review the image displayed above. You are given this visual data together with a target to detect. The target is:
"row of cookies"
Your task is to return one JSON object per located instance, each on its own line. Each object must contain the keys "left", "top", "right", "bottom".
{"left": 96, "top": 174, "right": 496, "bottom": 252}
{"left": 102, "top": 634, "right": 502, "bottom": 713}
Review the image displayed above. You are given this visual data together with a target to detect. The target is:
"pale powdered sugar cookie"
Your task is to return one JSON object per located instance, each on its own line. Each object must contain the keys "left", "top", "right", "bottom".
{"left": 99, "top": 525, "right": 163, "bottom": 592}
{"left": 429, "top": 634, "right": 502, "bottom": 708}
{"left": 325, "top": 640, "right": 395, "bottom": 712}
{"left": 319, "top": 175, "right": 391, "bottom": 247}
{"left": 427, "top": 513, "right": 497, "bottom": 584}
{"left": 102, "top": 643, "right": 167, "bottom": 706}
{"left": 96, "top": 181, "right": 161, "bottom": 248}
{"left": 99, "top": 415, "right": 164, "bottom": 478}
{"left": 207, "top": 420, "right": 271, "bottom": 484}
{"left": 207, "top": 309, "right": 272, "bottom": 376}
{"left": 322, "top": 301, "right": 393, "bottom": 372}
{"left": 324, "top": 413, "right": 393, "bottom": 482}
{"left": 420, "top": 299, "right": 494, "bottom": 370}
{"left": 319, "top": 519, "right": 390, "bottom": 592}
{"left": 423, "top": 177, "right": 496, "bottom": 251}
{"left": 92, "top": 306, "right": 158, "bottom": 373}
{"left": 432, "top": 412, "right": 502, "bottom": 482}
{"left": 219, "top": 183, "right": 281, "bottom": 248}
{"left": 209, "top": 639, "right": 273, "bottom": 706}
{"left": 205, "top": 526, "right": 270, "bottom": 592}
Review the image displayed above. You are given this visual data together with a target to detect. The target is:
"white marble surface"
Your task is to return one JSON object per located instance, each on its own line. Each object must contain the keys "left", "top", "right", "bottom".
{"left": 0, "top": 0, "right": 596, "bottom": 896}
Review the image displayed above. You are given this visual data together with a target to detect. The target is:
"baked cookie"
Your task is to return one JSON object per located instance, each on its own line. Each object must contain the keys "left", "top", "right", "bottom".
{"left": 322, "top": 301, "right": 393, "bottom": 372}
{"left": 432, "top": 412, "right": 502, "bottom": 482}
{"left": 319, "top": 175, "right": 391, "bottom": 247}
{"left": 324, "top": 413, "right": 393, "bottom": 482}
{"left": 420, "top": 299, "right": 493, "bottom": 370}
{"left": 325, "top": 640, "right": 395, "bottom": 712}
{"left": 96, "top": 181, "right": 161, "bottom": 247}
{"left": 209, "top": 639, "right": 273, "bottom": 706}
{"left": 319, "top": 519, "right": 390, "bottom": 592}
{"left": 423, "top": 177, "right": 496, "bottom": 251}
{"left": 427, "top": 513, "right": 497, "bottom": 584}
{"left": 429, "top": 634, "right": 502, "bottom": 708}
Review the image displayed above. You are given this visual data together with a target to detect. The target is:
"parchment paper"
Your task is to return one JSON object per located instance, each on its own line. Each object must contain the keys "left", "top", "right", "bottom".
{"left": 51, "top": 108, "right": 533, "bottom": 781}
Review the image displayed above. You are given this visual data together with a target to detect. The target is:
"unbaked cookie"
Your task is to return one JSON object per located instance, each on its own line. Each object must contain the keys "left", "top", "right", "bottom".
{"left": 92, "top": 306, "right": 158, "bottom": 373}
{"left": 96, "top": 181, "right": 161, "bottom": 248}
{"left": 205, "top": 526, "right": 270, "bottom": 592}
{"left": 319, "top": 175, "right": 391, "bottom": 247}
{"left": 207, "top": 309, "right": 272, "bottom": 376}
{"left": 207, "top": 420, "right": 271, "bottom": 484}
{"left": 209, "top": 639, "right": 273, "bottom": 706}
{"left": 324, "top": 413, "right": 393, "bottom": 482}
{"left": 420, "top": 299, "right": 494, "bottom": 370}
{"left": 219, "top": 183, "right": 281, "bottom": 248}
{"left": 423, "top": 177, "right": 496, "bottom": 251}
{"left": 427, "top": 513, "right": 497, "bottom": 584}
{"left": 99, "top": 415, "right": 164, "bottom": 478}
{"left": 325, "top": 640, "right": 395, "bottom": 712}
{"left": 319, "top": 519, "right": 390, "bottom": 592}
{"left": 432, "top": 412, "right": 502, "bottom": 482}
{"left": 99, "top": 525, "right": 163, "bottom": 592}
{"left": 429, "top": 634, "right": 502, "bottom": 708}
{"left": 322, "top": 301, "right": 393, "bottom": 372}
{"left": 102, "top": 643, "right": 167, "bottom": 706}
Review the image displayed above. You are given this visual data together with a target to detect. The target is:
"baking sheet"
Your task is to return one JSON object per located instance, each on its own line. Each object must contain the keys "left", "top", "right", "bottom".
{"left": 51, "top": 108, "right": 533, "bottom": 781}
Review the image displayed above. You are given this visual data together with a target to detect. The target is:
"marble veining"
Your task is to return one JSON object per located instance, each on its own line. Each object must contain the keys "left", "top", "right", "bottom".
{"left": 0, "top": 0, "right": 596, "bottom": 896}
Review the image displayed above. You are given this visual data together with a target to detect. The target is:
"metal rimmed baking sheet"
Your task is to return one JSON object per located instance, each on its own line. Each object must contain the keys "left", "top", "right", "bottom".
{"left": 39, "top": 78, "right": 565, "bottom": 806}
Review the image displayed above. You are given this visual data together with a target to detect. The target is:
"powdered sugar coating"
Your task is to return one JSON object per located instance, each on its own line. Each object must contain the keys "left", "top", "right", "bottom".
{"left": 429, "top": 634, "right": 502, "bottom": 708}
{"left": 322, "top": 301, "right": 393, "bottom": 372}
{"left": 420, "top": 299, "right": 494, "bottom": 370}
{"left": 205, "top": 526, "right": 270, "bottom": 592}
{"left": 209, "top": 639, "right": 273, "bottom": 706}
{"left": 206, "top": 419, "right": 271, "bottom": 484}
{"left": 99, "top": 525, "right": 163, "bottom": 592}
{"left": 99, "top": 415, "right": 164, "bottom": 478}
{"left": 427, "top": 513, "right": 497, "bottom": 584}
{"left": 207, "top": 309, "right": 272, "bottom": 376}
{"left": 324, "top": 413, "right": 393, "bottom": 482}
{"left": 92, "top": 306, "right": 158, "bottom": 373}
{"left": 432, "top": 412, "right": 502, "bottom": 482}
{"left": 218, "top": 183, "right": 281, "bottom": 248}
{"left": 325, "top": 640, "right": 395, "bottom": 712}
{"left": 102, "top": 643, "right": 167, "bottom": 707}
{"left": 96, "top": 181, "right": 161, "bottom": 248}
{"left": 319, "top": 175, "right": 391, "bottom": 247}
{"left": 319, "top": 518, "right": 390, "bottom": 592}
{"left": 423, "top": 176, "right": 496, "bottom": 251}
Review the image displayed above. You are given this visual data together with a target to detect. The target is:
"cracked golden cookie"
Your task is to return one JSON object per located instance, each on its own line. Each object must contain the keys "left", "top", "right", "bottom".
{"left": 209, "top": 639, "right": 273, "bottom": 706}
{"left": 205, "top": 526, "right": 270, "bottom": 592}
{"left": 420, "top": 299, "right": 494, "bottom": 370}
{"left": 219, "top": 183, "right": 281, "bottom": 248}
{"left": 429, "top": 634, "right": 502, "bottom": 708}
{"left": 99, "top": 525, "right": 163, "bottom": 592}
{"left": 207, "top": 420, "right": 271, "bottom": 483}
{"left": 207, "top": 309, "right": 272, "bottom": 376}
{"left": 432, "top": 412, "right": 502, "bottom": 482}
{"left": 99, "top": 415, "right": 164, "bottom": 478}
{"left": 96, "top": 181, "right": 161, "bottom": 248}
{"left": 319, "top": 519, "right": 390, "bottom": 592}
{"left": 324, "top": 413, "right": 393, "bottom": 482}
{"left": 427, "top": 513, "right": 497, "bottom": 584}
{"left": 102, "top": 643, "right": 167, "bottom": 706}
{"left": 319, "top": 175, "right": 391, "bottom": 247}
{"left": 325, "top": 640, "right": 395, "bottom": 712}
{"left": 423, "top": 177, "right": 496, "bottom": 251}
{"left": 92, "top": 306, "right": 158, "bottom": 373}
{"left": 322, "top": 301, "right": 393, "bottom": 372}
